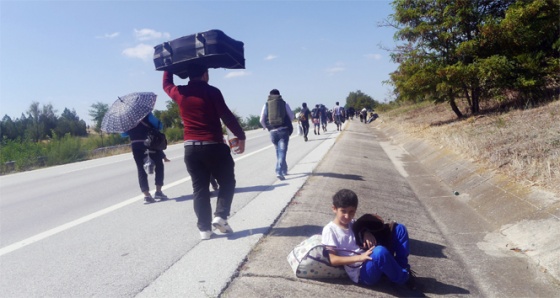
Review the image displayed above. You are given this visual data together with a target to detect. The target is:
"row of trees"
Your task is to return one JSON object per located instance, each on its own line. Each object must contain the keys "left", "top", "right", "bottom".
{"left": 385, "top": 0, "right": 559, "bottom": 118}
{"left": 0, "top": 100, "right": 264, "bottom": 144}
{"left": 1, "top": 103, "right": 88, "bottom": 142}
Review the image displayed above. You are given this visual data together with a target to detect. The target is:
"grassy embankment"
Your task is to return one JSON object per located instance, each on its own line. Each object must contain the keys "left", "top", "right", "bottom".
{"left": 376, "top": 99, "right": 560, "bottom": 196}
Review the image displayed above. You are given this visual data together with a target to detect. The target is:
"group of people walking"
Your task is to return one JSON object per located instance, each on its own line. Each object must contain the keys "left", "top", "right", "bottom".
{"left": 296, "top": 101, "right": 347, "bottom": 141}
{"left": 122, "top": 65, "right": 352, "bottom": 242}
{"left": 121, "top": 76, "right": 415, "bottom": 291}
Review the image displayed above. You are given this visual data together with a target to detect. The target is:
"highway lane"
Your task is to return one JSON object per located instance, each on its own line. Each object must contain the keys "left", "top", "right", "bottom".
{"left": 0, "top": 123, "right": 339, "bottom": 297}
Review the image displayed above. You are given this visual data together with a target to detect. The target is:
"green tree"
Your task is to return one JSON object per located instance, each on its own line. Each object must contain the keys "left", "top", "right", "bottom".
{"left": 154, "top": 100, "right": 182, "bottom": 129}
{"left": 56, "top": 108, "right": 87, "bottom": 137}
{"left": 25, "top": 102, "right": 57, "bottom": 142}
{"left": 88, "top": 102, "right": 108, "bottom": 133}
{"left": 89, "top": 102, "right": 109, "bottom": 146}
{"left": 244, "top": 115, "right": 261, "bottom": 130}
{"left": 345, "top": 90, "right": 379, "bottom": 112}
{"left": 477, "top": 0, "right": 559, "bottom": 103}
{"left": 388, "top": 0, "right": 517, "bottom": 117}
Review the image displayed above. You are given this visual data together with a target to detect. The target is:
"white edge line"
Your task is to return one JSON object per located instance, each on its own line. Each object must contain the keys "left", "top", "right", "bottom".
{"left": 0, "top": 142, "right": 280, "bottom": 257}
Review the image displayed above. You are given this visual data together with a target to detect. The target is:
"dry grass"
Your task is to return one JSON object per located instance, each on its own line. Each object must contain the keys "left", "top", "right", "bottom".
{"left": 378, "top": 99, "right": 560, "bottom": 195}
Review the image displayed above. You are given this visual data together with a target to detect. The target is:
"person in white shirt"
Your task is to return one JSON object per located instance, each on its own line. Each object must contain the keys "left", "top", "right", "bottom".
{"left": 322, "top": 189, "right": 416, "bottom": 289}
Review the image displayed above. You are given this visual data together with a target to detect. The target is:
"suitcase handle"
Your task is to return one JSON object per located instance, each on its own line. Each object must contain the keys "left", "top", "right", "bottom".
{"left": 195, "top": 33, "right": 206, "bottom": 57}
{"left": 163, "top": 42, "right": 173, "bottom": 56}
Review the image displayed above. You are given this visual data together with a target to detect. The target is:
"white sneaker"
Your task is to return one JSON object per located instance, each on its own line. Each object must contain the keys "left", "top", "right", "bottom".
{"left": 212, "top": 217, "right": 233, "bottom": 233}
{"left": 200, "top": 230, "right": 213, "bottom": 240}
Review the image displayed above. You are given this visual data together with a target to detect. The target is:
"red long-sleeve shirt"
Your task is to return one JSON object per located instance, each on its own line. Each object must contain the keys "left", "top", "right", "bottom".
{"left": 163, "top": 71, "right": 245, "bottom": 142}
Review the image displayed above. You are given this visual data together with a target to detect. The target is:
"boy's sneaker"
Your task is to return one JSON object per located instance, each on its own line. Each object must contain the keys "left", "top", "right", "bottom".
{"left": 154, "top": 191, "right": 168, "bottom": 201}
{"left": 200, "top": 230, "right": 213, "bottom": 240}
{"left": 212, "top": 217, "right": 233, "bottom": 233}
{"left": 144, "top": 196, "right": 155, "bottom": 204}
{"left": 276, "top": 174, "right": 285, "bottom": 181}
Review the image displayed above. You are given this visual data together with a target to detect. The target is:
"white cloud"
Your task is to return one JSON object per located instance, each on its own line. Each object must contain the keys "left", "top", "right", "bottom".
{"left": 365, "top": 53, "right": 382, "bottom": 60}
{"left": 225, "top": 71, "right": 251, "bottom": 78}
{"left": 134, "top": 28, "right": 170, "bottom": 41}
{"left": 122, "top": 43, "right": 154, "bottom": 60}
{"left": 96, "top": 32, "right": 120, "bottom": 39}
{"left": 326, "top": 62, "right": 345, "bottom": 75}
{"left": 264, "top": 54, "right": 277, "bottom": 61}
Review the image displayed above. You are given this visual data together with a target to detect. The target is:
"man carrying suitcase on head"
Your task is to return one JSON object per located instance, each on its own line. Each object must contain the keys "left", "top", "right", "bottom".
{"left": 163, "top": 64, "right": 245, "bottom": 240}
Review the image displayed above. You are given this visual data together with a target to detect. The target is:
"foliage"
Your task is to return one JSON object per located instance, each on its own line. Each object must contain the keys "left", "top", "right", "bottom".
{"left": 88, "top": 102, "right": 109, "bottom": 133}
{"left": 345, "top": 90, "right": 379, "bottom": 111}
{"left": 244, "top": 115, "right": 262, "bottom": 130}
{"left": 1, "top": 103, "right": 88, "bottom": 142}
{"left": 386, "top": 0, "right": 559, "bottom": 118}
{"left": 164, "top": 127, "right": 184, "bottom": 142}
{"left": 154, "top": 100, "right": 183, "bottom": 129}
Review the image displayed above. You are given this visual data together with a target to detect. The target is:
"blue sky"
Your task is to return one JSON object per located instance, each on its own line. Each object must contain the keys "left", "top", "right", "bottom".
{"left": 0, "top": 0, "right": 398, "bottom": 126}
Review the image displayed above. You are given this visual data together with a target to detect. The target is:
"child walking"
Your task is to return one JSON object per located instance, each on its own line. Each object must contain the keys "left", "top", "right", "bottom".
{"left": 321, "top": 189, "right": 416, "bottom": 289}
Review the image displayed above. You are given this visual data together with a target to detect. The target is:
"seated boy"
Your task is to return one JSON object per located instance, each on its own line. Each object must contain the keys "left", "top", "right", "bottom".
{"left": 321, "top": 189, "right": 415, "bottom": 288}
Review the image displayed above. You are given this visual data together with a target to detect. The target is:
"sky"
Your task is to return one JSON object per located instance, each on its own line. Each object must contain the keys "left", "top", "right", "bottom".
{"left": 0, "top": 0, "right": 399, "bottom": 126}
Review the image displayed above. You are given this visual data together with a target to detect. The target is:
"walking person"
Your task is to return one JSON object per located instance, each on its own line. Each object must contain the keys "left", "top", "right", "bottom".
{"left": 319, "top": 104, "right": 328, "bottom": 132}
{"left": 163, "top": 64, "right": 246, "bottom": 240}
{"left": 333, "top": 101, "right": 345, "bottom": 131}
{"left": 259, "top": 89, "right": 294, "bottom": 181}
{"left": 299, "top": 102, "right": 311, "bottom": 142}
{"left": 121, "top": 112, "right": 168, "bottom": 204}
{"left": 311, "top": 104, "right": 321, "bottom": 135}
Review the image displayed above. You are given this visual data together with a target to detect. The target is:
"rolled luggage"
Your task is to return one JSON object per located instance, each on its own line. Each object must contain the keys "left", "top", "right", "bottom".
{"left": 153, "top": 29, "right": 244, "bottom": 79}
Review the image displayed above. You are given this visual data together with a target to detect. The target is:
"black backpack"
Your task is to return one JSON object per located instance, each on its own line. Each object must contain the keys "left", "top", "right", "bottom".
{"left": 311, "top": 108, "right": 319, "bottom": 119}
{"left": 141, "top": 121, "right": 168, "bottom": 151}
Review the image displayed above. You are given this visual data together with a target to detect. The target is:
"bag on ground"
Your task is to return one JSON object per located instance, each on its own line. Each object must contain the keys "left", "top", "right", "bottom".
{"left": 286, "top": 235, "right": 347, "bottom": 279}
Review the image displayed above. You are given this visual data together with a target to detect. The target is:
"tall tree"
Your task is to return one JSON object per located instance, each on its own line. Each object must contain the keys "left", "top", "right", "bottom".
{"left": 89, "top": 102, "right": 109, "bottom": 146}
{"left": 88, "top": 102, "right": 109, "bottom": 134}
{"left": 388, "top": 0, "right": 516, "bottom": 117}
{"left": 346, "top": 90, "right": 379, "bottom": 112}
{"left": 26, "top": 102, "right": 46, "bottom": 142}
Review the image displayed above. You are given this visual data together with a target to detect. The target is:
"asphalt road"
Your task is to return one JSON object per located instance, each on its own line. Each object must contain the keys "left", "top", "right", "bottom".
{"left": 0, "top": 125, "right": 336, "bottom": 297}
{"left": 2, "top": 120, "right": 558, "bottom": 298}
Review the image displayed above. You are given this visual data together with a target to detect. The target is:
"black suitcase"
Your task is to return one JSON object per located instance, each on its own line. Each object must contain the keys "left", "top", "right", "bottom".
{"left": 153, "top": 29, "right": 244, "bottom": 79}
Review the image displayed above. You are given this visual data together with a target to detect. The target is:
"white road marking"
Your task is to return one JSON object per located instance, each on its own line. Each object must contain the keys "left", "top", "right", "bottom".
{"left": 0, "top": 142, "right": 277, "bottom": 257}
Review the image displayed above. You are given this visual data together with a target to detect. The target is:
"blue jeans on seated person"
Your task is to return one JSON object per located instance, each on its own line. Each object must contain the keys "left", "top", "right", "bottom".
{"left": 269, "top": 127, "right": 290, "bottom": 175}
{"left": 358, "top": 223, "right": 411, "bottom": 286}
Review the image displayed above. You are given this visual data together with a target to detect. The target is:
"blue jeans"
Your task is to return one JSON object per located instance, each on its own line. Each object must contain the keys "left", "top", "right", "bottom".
{"left": 359, "top": 223, "right": 410, "bottom": 286}
{"left": 269, "top": 128, "right": 290, "bottom": 175}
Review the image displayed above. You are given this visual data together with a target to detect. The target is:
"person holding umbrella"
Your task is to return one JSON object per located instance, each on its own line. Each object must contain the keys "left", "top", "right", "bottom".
{"left": 101, "top": 92, "right": 168, "bottom": 204}
{"left": 121, "top": 112, "right": 168, "bottom": 203}
{"left": 163, "top": 64, "right": 245, "bottom": 240}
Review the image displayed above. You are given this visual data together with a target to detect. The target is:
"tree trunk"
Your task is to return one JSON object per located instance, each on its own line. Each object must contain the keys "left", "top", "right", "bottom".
{"left": 448, "top": 89, "right": 463, "bottom": 118}
{"left": 471, "top": 86, "right": 480, "bottom": 114}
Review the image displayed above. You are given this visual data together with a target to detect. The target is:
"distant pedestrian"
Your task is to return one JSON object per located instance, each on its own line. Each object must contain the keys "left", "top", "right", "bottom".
{"left": 298, "top": 102, "right": 311, "bottom": 142}
{"left": 163, "top": 64, "right": 246, "bottom": 240}
{"left": 311, "top": 104, "right": 321, "bottom": 135}
{"left": 319, "top": 104, "right": 328, "bottom": 132}
{"left": 360, "top": 108, "right": 367, "bottom": 123}
{"left": 121, "top": 112, "right": 168, "bottom": 204}
{"left": 322, "top": 189, "right": 416, "bottom": 289}
{"left": 333, "top": 102, "right": 345, "bottom": 131}
{"left": 259, "top": 89, "right": 294, "bottom": 180}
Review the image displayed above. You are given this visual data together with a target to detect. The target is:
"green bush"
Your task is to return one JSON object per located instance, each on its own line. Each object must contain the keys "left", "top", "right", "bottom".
{"left": 45, "top": 133, "right": 88, "bottom": 165}
{"left": 164, "top": 127, "right": 183, "bottom": 143}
